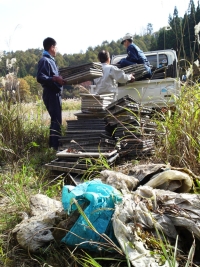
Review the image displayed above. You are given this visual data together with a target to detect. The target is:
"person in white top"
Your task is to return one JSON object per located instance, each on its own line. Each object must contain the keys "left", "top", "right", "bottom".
{"left": 94, "top": 50, "right": 135, "bottom": 99}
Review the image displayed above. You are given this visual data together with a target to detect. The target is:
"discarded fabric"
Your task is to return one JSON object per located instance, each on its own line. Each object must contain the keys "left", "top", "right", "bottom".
{"left": 61, "top": 179, "right": 122, "bottom": 250}
{"left": 113, "top": 185, "right": 200, "bottom": 267}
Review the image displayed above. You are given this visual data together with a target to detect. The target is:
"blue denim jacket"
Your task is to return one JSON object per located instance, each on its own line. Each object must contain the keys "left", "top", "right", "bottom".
{"left": 119, "top": 43, "right": 151, "bottom": 77}
{"left": 37, "top": 54, "right": 62, "bottom": 93}
{"left": 126, "top": 43, "right": 150, "bottom": 66}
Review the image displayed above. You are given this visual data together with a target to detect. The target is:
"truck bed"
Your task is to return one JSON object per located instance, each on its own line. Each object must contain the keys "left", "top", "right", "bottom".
{"left": 112, "top": 49, "right": 180, "bottom": 107}
{"left": 117, "top": 77, "right": 180, "bottom": 108}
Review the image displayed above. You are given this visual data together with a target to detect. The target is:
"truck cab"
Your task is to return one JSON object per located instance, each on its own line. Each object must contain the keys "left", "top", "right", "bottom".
{"left": 111, "top": 49, "right": 180, "bottom": 108}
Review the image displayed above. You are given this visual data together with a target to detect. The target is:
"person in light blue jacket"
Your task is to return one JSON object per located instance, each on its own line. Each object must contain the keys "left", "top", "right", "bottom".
{"left": 119, "top": 33, "right": 151, "bottom": 78}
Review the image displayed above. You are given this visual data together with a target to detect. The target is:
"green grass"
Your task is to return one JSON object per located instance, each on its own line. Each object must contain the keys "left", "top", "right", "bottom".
{"left": 62, "top": 99, "right": 81, "bottom": 110}
{"left": 154, "top": 82, "right": 200, "bottom": 174}
{"left": 0, "top": 82, "right": 200, "bottom": 266}
{"left": 0, "top": 101, "right": 49, "bottom": 162}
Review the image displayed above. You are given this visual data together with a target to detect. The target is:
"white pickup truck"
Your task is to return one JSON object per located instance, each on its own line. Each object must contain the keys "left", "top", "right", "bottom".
{"left": 91, "top": 49, "right": 181, "bottom": 108}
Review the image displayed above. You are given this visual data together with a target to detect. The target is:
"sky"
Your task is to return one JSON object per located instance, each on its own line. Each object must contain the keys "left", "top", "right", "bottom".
{"left": 0, "top": 0, "right": 199, "bottom": 55}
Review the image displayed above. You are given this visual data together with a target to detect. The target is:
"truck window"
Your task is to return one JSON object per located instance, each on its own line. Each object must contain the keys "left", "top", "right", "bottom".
{"left": 146, "top": 54, "right": 168, "bottom": 70}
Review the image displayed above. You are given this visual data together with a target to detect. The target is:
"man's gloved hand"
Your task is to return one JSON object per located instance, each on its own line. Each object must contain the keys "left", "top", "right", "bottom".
{"left": 52, "top": 75, "right": 66, "bottom": 85}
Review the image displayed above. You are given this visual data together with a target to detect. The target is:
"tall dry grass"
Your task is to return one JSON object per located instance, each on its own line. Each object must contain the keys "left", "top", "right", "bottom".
{"left": 0, "top": 101, "right": 49, "bottom": 162}
{"left": 154, "top": 81, "right": 200, "bottom": 174}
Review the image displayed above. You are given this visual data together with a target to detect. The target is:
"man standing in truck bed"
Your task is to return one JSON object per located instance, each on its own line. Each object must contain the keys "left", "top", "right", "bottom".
{"left": 119, "top": 33, "right": 151, "bottom": 78}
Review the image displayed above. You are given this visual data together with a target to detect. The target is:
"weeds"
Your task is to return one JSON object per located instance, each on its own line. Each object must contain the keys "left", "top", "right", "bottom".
{"left": 0, "top": 99, "right": 62, "bottom": 266}
{"left": 0, "top": 101, "right": 49, "bottom": 162}
{"left": 153, "top": 228, "right": 196, "bottom": 267}
{"left": 81, "top": 154, "right": 111, "bottom": 181}
{"left": 62, "top": 98, "right": 81, "bottom": 111}
{"left": 154, "top": 82, "right": 200, "bottom": 174}
{"left": 0, "top": 61, "right": 200, "bottom": 266}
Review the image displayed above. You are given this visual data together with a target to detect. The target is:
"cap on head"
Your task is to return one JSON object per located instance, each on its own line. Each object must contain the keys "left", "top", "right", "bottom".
{"left": 121, "top": 33, "right": 133, "bottom": 44}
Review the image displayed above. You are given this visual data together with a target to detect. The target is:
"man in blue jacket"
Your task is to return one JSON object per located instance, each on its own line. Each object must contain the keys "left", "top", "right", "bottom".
{"left": 37, "top": 37, "right": 66, "bottom": 151}
{"left": 119, "top": 33, "right": 151, "bottom": 78}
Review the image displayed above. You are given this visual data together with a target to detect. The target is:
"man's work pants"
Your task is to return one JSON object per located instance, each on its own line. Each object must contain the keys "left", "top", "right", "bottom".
{"left": 43, "top": 89, "right": 62, "bottom": 150}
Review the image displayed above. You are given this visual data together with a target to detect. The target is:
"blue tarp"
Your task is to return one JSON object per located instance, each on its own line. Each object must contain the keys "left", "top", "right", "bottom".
{"left": 61, "top": 179, "right": 122, "bottom": 251}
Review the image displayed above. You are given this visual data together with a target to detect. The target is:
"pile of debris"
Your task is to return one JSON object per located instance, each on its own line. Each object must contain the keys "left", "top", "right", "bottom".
{"left": 106, "top": 95, "right": 156, "bottom": 158}
{"left": 46, "top": 94, "right": 156, "bottom": 174}
{"left": 59, "top": 62, "right": 103, "bottom": 85}
{"left": 46, "top": 93, "right": 118, "bottom": 174}
{"left": 12, "top": 164, "right": 200, "bottom": 267}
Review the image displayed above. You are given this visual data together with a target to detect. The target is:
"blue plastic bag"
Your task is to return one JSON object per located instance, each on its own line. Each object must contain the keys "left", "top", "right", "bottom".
{"left": 61, "top": 179, "right": 122, "bottom": 251}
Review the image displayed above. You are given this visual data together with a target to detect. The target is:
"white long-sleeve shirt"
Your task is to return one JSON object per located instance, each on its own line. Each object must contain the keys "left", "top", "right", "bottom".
{"left": 94, "top": 63, "right": 132, "bottom": 95}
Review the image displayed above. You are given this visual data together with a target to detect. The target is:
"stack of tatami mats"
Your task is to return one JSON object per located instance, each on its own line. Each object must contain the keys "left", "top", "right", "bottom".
{"left": 120, "top": 64, "right": 149, "bottom": 81}
{"left": 80, "top": 93, "right": 114, "bottom": 113}
{"left": 45, "top": 94, "right": 118, "bottom": 175}
{"left": 45, "top": 95, "right": 157, "bottom": 174}
{"left": 106, "top": 95, "right": 156, "bottom": 158}
{"left": 59, "top": 62, "right": 103, "bottom": 85}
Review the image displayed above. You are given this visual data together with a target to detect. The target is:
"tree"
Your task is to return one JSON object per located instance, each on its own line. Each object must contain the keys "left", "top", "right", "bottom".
{"left": 134, "top": 35, "right": 148, "bottom": 51}
{"left": 173, "top": 6, "right": 178, "bottom": 17}
{"left": 147, "top": 23, "right": 153, "bottom": 35}
{"left": 182, "top": 0, "right": 196, "bottom": 60}
{"left": 85, "top": 50, "right": 98, "bottom": 62}
{"left": 16, "top": 78, "right": 30, "bottom": 102}
{"left": 142, "top": 34, "right": 153, "bottom": 51}
{"left": 149, "top": 34, "right": 158, "bottom": 51}
{"left": 24, "top": 75, "right": 43, "bottom": 100}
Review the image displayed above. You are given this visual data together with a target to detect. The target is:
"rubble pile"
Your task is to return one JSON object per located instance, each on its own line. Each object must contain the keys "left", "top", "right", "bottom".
{"left": 46, "top": 94, "right": 156, "bottom": 174}
{"left": 113, "top": 185, "right": 199, "bottom": 267}
{"left": 59, "top": 62, "right": 103, "bottom": 85}
{"left": 12, "top": 164, "right": 199, "bottom": 267}
{"left": 46, "top": 93, "right": 118, "bottom": 174}
{"left": 106, "top": 95, "right": 156, "bottom": 158}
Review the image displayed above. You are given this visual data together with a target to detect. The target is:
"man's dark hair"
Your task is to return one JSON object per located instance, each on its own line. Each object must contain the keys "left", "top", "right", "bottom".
{"left": 43, "top": 37, "right": 56, "bottom": 51}
{"left": 98, "top": 50, "right": 110, "bottom": 63}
